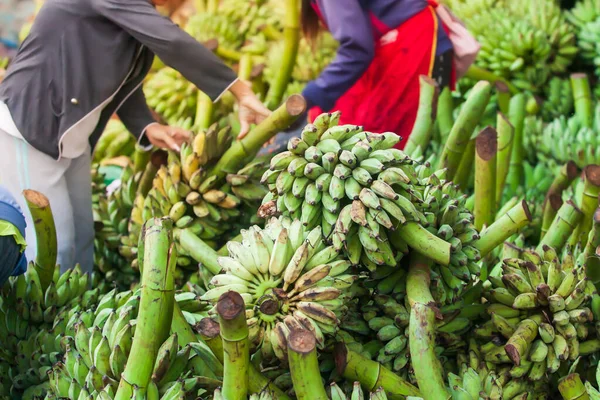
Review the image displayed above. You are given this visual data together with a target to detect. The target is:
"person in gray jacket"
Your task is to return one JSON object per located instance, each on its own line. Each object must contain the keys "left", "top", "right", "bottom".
{"left": 0, "top": 0, "right": 271, "bottom": 274}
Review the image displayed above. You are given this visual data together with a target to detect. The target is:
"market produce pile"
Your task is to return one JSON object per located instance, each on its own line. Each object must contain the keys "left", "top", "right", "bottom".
{"left": 7, "top": 0, "right": 600, "bottom": 399}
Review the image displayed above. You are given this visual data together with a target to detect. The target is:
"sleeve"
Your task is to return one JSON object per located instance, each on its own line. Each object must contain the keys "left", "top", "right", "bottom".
{"left": 90, "top": 0, "right": 238, "bottom": 101}
{"left": 302, "top": 0, "right": 375, "bottom": 111}
{"left": 116, "top": 87, "right": 155, "bottom": 147}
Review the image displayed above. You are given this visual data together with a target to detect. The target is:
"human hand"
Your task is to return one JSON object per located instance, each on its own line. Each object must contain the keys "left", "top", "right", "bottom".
{"left": 145, "top": 123, "right": 191, "bottom": 152}
{"left": 229, "top": 80, "right": 271, "bottom": 139}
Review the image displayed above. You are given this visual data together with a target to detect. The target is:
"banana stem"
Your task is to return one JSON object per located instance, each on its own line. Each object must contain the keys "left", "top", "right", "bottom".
{"left": 138, "top": 150, "right": 168, "bottom": 197}
{"left": 179, "top": 229, "right": 221, "bottom": 275}
{"left": 475, "top": 199, "right": 531, "bottom": 257}
{"left": 206, "top": 0, "right": 218, "bottom": 13}
{"left": 536, "top": 200, "right": 583, "bottom": 254}
{"left": 453, "top": 138, "right": 475, "bottom": 190}
{"left": 404, "top": 75, "right": 440, "bottom": 157}
{"left": 132, "top": 145, "right": 151, "bottom": 174}
{"left": 204, "top": 95, "right": 306, "bottom": 188}
{"left": 571, "top": 73, "right": 593, "bottom": 128}
{"left": 197, "top": 317, "right": 291, "bottom": 399}
{"left": 216, "top": 45, "right": 242, "bottom": 62}
{"left": 195, "top": 90, "right": 214, "bottom": 131}
{"left": 287, "top": 329, "right": 329, "bottom": 400}
{"left": 406, "top": 253, "right": 449, "bottom": 400}
{"left": 584, "top": 207, "right": 600, "bottom": 283}
{"left": 496, "top": 82, "right": 511, "bottom": 115}
{"left": 571, "top": 166, "right": 600, "bottom": 246}
{"left": 265, "top": 0, "right": 301, "bottom": 109}
{"left": 396, "top": 222, "right": 451, "bottom": 266}
{"left": 115, "top": 218, "right": 176, "bottom": 400}
{"left": 217, "top": 291, "right": 249, "bottom": 400}
{"left": 334, "top": 343, "right": 421, "bottom": 399}
{"left": 506, "top": 94, "right": 526, "bottom": 194}
{"left": 238, "top": 54, "right": 254, "bottom": 82}
{"left": 474, "top": 127, "right": 498, "bottom": 231}
{"left": 23, "top": 190, "right": 57, "bottom": 291}
{"left": 464, "top": 65, "right": 519, "bottom": 94}
{"left": 437, "top": 81, "right": 492, "bottom": 181}
{"left": 495, "top": 113, "right": 514, "bottom": 205}
{"left": 558, "top": 374, "right": 590, "bottom": 400}
{"left": 170, "top": 304, "right": 221, "bottom": 379}
{"left": 541, "top": 194, "right": 563, "bottom": 241}
{"left": 437, "top": 87, "right": 454, "bottom": 144}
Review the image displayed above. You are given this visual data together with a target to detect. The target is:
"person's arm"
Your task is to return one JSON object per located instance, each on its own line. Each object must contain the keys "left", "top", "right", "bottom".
{"left": 116, "top": 86, "right": 156, "bottom": 147}
{"left": 302, "top": 0, "right": 375, "bottom": 111}
{"left": 90, "top": 0, "right": 238, "bottom": 101}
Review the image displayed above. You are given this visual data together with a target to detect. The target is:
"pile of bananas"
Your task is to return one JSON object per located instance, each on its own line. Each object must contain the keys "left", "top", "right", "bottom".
{"left": 541, "top": 77, "right": 574, "bottom": 121}
{"left": 201, "top": 216, "right": 354, "bottom": 362}
{"left": 212, "top": 383, "right": 390, "bottom": 400}
{"left": 123, "top": 124, "right": 269, "bottom": 283}
{"left": 185, "top": 12, "right": 245, "bottom": 52}
{"left": 92, "top": 120, "right": 137, "bottom": 163}
{"left": 479, "top": 246, "right": 596, "bottom": 380}
{"left": 144, "top": 68, "right": 199, "bottom": 127}
{"left": 566, "top": 0, "right": 600, "bottom": 76}
{"left": 217, "top": 0, "right": 285, "bottom": 42}
{"left": 536, "top": 103, "right": 600, "bottom": 168}
{"left": 452, "top": 0, "right": 577, "bottom": 92}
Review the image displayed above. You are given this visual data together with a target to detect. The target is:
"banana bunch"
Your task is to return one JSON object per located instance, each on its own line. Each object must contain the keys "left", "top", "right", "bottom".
{"left": 447, "top": 367, "right": 503, "bottom": 400}
{"left": 217, "top": 0, "right": 285, "bottom": 43}
{"left": 144, "top": 68, "right": 198, "bottom": 127}
{"left": 93, "top": 165, "right": 144, "bottom": 288}
{"left": 566, "top": 0, "right": 600, "bottom": 30}
{"left": 566, "top": 0, "right": 600, "bottom": 76}
{"left": 479, "top": 246, "right": 595, "bottom": 378}
{"left": 125, "top": 124, "right": 268, "bottom": 281}
{"left": 541, "top": 77, "right": 574, "bottom": 122}
{"left": 522, "top": 116, "right": 545, "bottom": 165}
{"left": 91, "top": 165, "right": 107, "bottom": 210}
{"left": 453, "top": 0, "right": 575, "bottom": 92}
{"left": 201, "top": 216, "right": 354, "bottom": 361}
{"left": 184, "top": 12, "right": 245, "bottom": 53}
{"left": 537, "top": 104, "right": 600, "bottom": 169}
{"left": 92, "top": 120, "right": 136, "bottom": 163}
{"left": 212, "top": 382, "right": 389, "bottom": 400}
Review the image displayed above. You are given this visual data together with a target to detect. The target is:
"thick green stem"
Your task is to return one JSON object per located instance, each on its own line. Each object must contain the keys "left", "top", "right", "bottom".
{"left": 475, "top": 200, "right": 532, "bottom": 257}
{"left": 206, "top": 0, "right": 217, "bottom": 13}
{"left": 24, "top": 190, "right": 57, "bottom": 290}
{"left": 504, "top": 319, "right": 537, "bottom": 366}
{"left": 137, "top": 150, "right": 168, "bottom": 197}
{"left": 405, "top": 75, "right": 439, "bottom": 157}
{"left": 536, "top": 200, "right": 583, "bottom": 254}
{"left": 396, "top": 222, "right": 451, "bottom": 266}
{"left": 406, "top": 253, "right": 449, "bottom": 400}
{"left": 115, "top": 218, "right": 176, "bottom": 399}
{"left": 474, "top": 127, "right": 498, "bottom": 231}
{"left": 132, "top": 145, "right": 151, "bottom": 174}
{"left": 334, "top": 343, "right": 421, "bottom": 399}
{"left": 495, "top": 113, "right": 514, "bottom": 205}
{"left": 558, "top": 374, "right": 589, "bottom": 400}
{"left": 204, "top": 95, "right": 306, "bottom": 190}
{"left": 265, "top": 0, "right": 301, "bottom": 109}
{"left": 584, "top": 207, "right": 600, "bottom": 283}
{"left": 571, "top": 165, "right": 600, "bottom": 246}
{"left": 238, "top": 54, "right": 254, "bottom": 82}
{"left": 506, "top": 94, "right": 526, "bottom": 194}
{"left": 179, "top": 229, "right": 221, "bottom": 275}
{"left": 437, "top": 81, "right": 492, "bottom": 181}
{"left": 287, "top": 329, "right": 328, "bottom": 400}
{"left": 465, "top": 65, "right": 519, "bottom": 94}
{"left": 195, "top": 90, "right": 214, "bottom": 131}
{"left": 197, "top": 318, "right": 291, "bottom": 399}
{"left": 496, "top": 81, "right": 511, "bottom": 115}
{"left": 217, "top": 291, "right": 249, "bottom": 400}
{"left": 541, "top": 194, "right": 563, "bottom": 241}
{"left": 571, "top": 73, "right": 593, "bottom": 128}
{"left": 453, "top": 139, "right": 475, "bottom": 190}
{"left": 437, "top": 87, "right": 454, "bottom": 143}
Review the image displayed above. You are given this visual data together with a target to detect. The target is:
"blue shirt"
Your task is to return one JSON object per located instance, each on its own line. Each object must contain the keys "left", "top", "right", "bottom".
{"left": 0, "top": 185, "right": 27, "bottom": 276}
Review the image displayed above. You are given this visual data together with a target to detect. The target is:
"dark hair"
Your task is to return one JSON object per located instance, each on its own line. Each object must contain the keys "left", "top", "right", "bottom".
{"left": 301, "top": 0, "right": 321, "bottom": 42}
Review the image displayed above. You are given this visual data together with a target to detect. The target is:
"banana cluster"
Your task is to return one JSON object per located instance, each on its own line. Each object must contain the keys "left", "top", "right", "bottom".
{"left": 93, "top": 120, "right": 137, "bottom": 163}
{"left": 202, "top": 216, "right": 354, "bottom": 361}
{"left": 541, "top": 77, "right": 574, "bottom": 122}
{"left": 566, "top": 0, "right": 600, "bottom": 77}
{"left": 144, "top": 68, "right": 198, "bottom": 127}
{"left": 453, "top": 0, "right": 576, "bottom": 92}
{"left": 185, "top": 13, "right": 245, "bottom": 52}
{"left": 212, "top": 382, "right": 389, "bottom": 400}
{"left": 447, "top": 367, "right": 502, "bottom": 400}
{"left": 537, "top": 104, "right": 600, "bottom": 168}
{"left": 479, "top": 246, "right": 596, "bottom": 379}
{"left": 217, "top": 0, "right": 285, "bottom": 43}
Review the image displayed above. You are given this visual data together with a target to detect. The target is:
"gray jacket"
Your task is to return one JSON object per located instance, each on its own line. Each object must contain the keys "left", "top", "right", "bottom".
{"left": 0, "top": 0, "right": 237, "bottom": 160}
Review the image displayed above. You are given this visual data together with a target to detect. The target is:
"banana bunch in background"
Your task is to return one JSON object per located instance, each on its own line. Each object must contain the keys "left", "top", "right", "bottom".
{"left": 202, "top": 216, "right": 354, "bottom": 362}
{"left": 217, "top": 0, "right": 285, "bottom": 42}
{"left": 185, "top": 13, "right": 245, "bottom": 51}
{"left": 522, "top": 116, "right": 545, "bottom": 165}
{"left": 43, "top": 287, "right": 213, "bottom": 399}
{"left": 212, "top": 382, "right": 390, "bottom": 400}
{"left": 479, "top": 246, "right": 595, "bottom": 381}
{"left": 92, "top": 120, "right": 137, "bottom": 163}
{"left": 144, "top": 68, "right": 198, "bottom": 127}
{"left": 537, "top": 104, "right": 600, "bottom": 169}
{"left": 566, "top": 0, "right": 600, "bottom": 76}
{"left": 451, "top": 0, "right": 576, "bottom": 92}
{"left": 541, "top": 77, "right": 574, "bottom": 121}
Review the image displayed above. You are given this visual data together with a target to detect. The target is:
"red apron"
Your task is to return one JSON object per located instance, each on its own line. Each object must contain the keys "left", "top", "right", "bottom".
{"left": 308, "top": 1, "right": 455, "bottom": 149}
